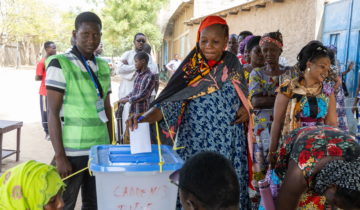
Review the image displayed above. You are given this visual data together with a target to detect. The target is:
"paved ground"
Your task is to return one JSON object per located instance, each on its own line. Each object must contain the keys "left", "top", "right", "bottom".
{"left": 0, "top": 66, "right": 120, "bottom": 209}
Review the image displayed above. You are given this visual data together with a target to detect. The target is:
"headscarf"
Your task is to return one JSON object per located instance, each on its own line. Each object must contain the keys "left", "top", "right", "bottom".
{"left": 151, "top": 15, "right": 247, "bottom": 105}
{"left": 0, "top": 160, "right": 65, "bottom": 210}
{"left": 239, "top": 35, "right": 254, "bottom": 55}
{"left": 313, "top": 157, "right": 360, "bottom": 194}
{"left": 259, "top": 31, "right": 283, "bottom": 50}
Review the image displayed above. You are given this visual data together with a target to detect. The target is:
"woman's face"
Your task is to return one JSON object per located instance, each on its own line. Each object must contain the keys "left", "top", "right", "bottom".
{"left": 260, "top": 41, "right": 282, "bottom": 65}
{"left": 307, "top": 57, "right": 331, "bottom": 83}
{"left": 227, "top": 36, "right": 238, "bottom": 55}
{"left": 250, "top": 45, "right": 265, "bottom": 68}
{"left": 199, "top": 25, "right": 228, "bottom": 61}
{"left": 44, "top": 191, "right": 64, "bottom": 210}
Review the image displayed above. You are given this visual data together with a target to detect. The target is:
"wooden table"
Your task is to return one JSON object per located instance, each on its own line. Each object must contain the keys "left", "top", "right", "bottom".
{"left": 0, "top": 120, "right": 23, "bottom": 172}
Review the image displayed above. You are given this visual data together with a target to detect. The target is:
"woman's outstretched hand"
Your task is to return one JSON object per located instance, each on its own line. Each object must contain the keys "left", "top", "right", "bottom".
{"left": 126, "top": 114, "right": 141, "bottom": 131}
{"left": 126, "top": 107, "right": 164, "bottom": 131}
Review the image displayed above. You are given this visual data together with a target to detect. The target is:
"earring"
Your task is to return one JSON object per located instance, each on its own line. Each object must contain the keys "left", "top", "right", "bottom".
{"left": 306, "top": 67, "right": 310, "bottom": 72}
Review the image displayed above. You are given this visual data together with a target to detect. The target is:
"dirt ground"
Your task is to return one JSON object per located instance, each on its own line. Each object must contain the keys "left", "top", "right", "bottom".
{"left": 0, "top": 67, "right": 121, "bottom": 209}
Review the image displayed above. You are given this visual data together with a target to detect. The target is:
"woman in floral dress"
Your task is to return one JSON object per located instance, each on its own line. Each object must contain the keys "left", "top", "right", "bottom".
{"left": 274, "top": 125, "right": 360, "bottom": 210}
{"left": 270, "top": 41, "right": 337, "bottom": 162}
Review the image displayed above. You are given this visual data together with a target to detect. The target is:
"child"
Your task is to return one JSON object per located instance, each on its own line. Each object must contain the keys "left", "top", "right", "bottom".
{"left": 119, "top": 51, "right": 155, "bottom": 143}
{"left": 170, "top": 151, "right": 240, "bottom": 210}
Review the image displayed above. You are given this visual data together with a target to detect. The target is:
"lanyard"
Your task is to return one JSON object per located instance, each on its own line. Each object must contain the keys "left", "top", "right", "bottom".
{"left": 81, "top": 56, "right": 102, "bottom": 98}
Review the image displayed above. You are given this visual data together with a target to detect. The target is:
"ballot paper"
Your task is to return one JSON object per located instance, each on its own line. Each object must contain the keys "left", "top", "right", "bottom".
{"left": 130, "top": 122, "right": 152, "bottom": 154}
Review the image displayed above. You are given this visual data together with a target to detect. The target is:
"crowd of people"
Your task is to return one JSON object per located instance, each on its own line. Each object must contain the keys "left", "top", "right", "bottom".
{"left": 1, "top": 11, "right": 360, "bottom": 210}
{"left": 126, "top": 14, "right": 360, "bottom": 210}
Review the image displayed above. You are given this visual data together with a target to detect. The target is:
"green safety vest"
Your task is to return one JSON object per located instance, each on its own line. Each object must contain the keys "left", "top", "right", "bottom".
{"left": 48, "top": 54, "right": 111, "bottom": 150}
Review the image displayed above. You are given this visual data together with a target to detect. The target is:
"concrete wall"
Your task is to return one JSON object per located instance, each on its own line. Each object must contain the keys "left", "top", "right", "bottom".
{"left": 164, "top": 3, "right": 194, "bottom": 63}
{"left": 163, "top": 0, "right": 327, "bottom": 66}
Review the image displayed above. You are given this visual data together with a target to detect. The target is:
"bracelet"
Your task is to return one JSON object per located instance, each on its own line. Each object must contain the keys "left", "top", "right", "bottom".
{"left": 137, "top": 115, "right": 145, "bottom": 123}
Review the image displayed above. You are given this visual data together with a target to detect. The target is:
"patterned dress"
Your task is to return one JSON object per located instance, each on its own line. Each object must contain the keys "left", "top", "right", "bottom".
{"left": 327, "top": 65, "right": 348, "bottom": 131}
{"left": 335, "top": 85, "right": 348, "bottom": 131}
{"left": 275, "top": 126, "right": 359, "bottom": 209}
{"left": 258, "top": 78, "right": 334, "bottom": 210}
{"left": 158, "top": 81, "right": 250, "bottom": 208}
{"left": 279, "top": 78, "right": 332, "bottom": 139}
{"left": 249, "top": 67, "right": 280, "bottom": 183}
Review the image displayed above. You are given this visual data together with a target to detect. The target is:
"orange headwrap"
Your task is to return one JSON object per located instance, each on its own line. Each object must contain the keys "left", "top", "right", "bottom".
{"left": 197, "top": 16, "right": 228, "bottom": 42}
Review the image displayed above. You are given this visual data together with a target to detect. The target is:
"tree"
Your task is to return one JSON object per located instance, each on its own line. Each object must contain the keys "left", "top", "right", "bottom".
{"left": 0, "top": 0, "right": 75, "bottom": 66}
{"left": 100, "top": 0, "right": 166, "bottom": 57}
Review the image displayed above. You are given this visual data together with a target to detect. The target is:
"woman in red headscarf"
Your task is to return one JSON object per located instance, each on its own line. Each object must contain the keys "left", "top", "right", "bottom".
{"left": 127, "top": 16, "right": 252, "bottom": 208}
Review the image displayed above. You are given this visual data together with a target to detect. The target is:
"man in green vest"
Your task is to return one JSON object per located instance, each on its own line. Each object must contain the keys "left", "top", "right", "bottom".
{"left": 46, "top": 12, "right": 112, "bottom": 209}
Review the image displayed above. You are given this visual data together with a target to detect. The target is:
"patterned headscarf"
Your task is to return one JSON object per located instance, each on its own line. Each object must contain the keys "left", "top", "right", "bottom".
{"left": 151, "top": 15, "right": 233, "bottom": 105}
{"left": 313, "top": 157, "right": 360, "bottom": 194}
{"left": 259, "top": 31, "right": 283, "bottom": 50}
{"left": 0, "top": 161, "right": 65, "bottom": 210}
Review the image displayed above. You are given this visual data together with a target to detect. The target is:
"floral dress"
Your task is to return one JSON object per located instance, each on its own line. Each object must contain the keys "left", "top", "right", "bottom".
{"left": 249, "top": 67, "right": 280, "bottom": 183}
{"left": 158, "top": 81, "right": 250, "bottom": 209}
{"left": 279, "top": 78, "right": 332, "bottom": 140}
{"left": 275, "top": 125, "right": 359, "bottom": 209}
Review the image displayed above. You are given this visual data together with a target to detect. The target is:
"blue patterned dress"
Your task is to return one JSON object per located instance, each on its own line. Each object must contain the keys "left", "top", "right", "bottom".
{"left": 158, "top": 81, "right": 250, "bottom": 209}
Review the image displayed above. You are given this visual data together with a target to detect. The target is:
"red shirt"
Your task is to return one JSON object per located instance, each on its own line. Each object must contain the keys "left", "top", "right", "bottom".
{"left": 36, "top": 57, "right": 47, "bottom": 96}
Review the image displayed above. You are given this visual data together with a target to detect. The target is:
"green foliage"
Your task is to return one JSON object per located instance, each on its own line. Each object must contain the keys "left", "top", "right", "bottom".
{"left": 0, "top": 0, "right": 166, "bottom": 56}
{"left": 101, "top": 0, "right": 166, "bottom": 56}
{"left": 0, "top": 0, "right": 76, "bottom": 52}
{"left": 1, "top": 0, "right": 56, "bottom": 41}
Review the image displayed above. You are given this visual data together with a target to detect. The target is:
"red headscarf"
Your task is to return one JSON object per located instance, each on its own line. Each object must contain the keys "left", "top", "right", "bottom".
{"left": 197, "top": 16, "right": 228, "bottom": 42}
{"left": 197, "top": 16, "right": 228, "bottom": 67}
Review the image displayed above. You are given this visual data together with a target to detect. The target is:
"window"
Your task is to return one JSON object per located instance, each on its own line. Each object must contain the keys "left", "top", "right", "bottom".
{"left": 330, "top": 33, "right": 339, "bottom": 47}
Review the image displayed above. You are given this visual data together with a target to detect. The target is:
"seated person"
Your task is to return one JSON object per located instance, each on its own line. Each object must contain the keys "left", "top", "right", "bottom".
{"left": 274, "top": 125, "right": 360, "bottom": 210}
{"left": 0, "top": 160, "right": 65, "bottom": 210}
{"left": 170, "top": 151, "right": 240, "bottom": 210}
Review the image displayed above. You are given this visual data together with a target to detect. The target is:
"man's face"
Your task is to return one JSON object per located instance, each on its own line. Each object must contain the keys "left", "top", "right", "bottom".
{"left": 46, "top": 44, "right": 57, "bottom": 56}
{"left": 74, "top": 22, "right": 102, "bottom": 56}
{"left": 134, "top": 35, "right": 146, "bottom": 51}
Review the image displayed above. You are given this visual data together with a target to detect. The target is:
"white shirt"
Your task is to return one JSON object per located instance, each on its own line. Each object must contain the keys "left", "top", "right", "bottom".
{"left": 116, "top": 50, "right": 158, "bottom": 99}
{"left": 166, "top": 59, "right": 181, "bottom": 72}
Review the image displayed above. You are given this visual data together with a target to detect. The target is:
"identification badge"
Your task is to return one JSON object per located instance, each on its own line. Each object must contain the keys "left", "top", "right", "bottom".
{"left": 96, "top": 98, "right": 108, "bottom": 123}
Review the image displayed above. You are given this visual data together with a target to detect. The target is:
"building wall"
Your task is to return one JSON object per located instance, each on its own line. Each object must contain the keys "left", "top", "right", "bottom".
{"left": 164, "top": 3, "right": 194, "bottom": 63}
{"left": 163, "top": 0, "right": 326, "bottom": 66}
{"left": 322, "top": 0, "right": 360, "bottom": 97}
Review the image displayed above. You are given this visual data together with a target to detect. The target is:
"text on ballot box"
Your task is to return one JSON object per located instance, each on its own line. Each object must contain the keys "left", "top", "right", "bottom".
{"left": 90, "top": 145, "right": 184, "bottom": 210}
